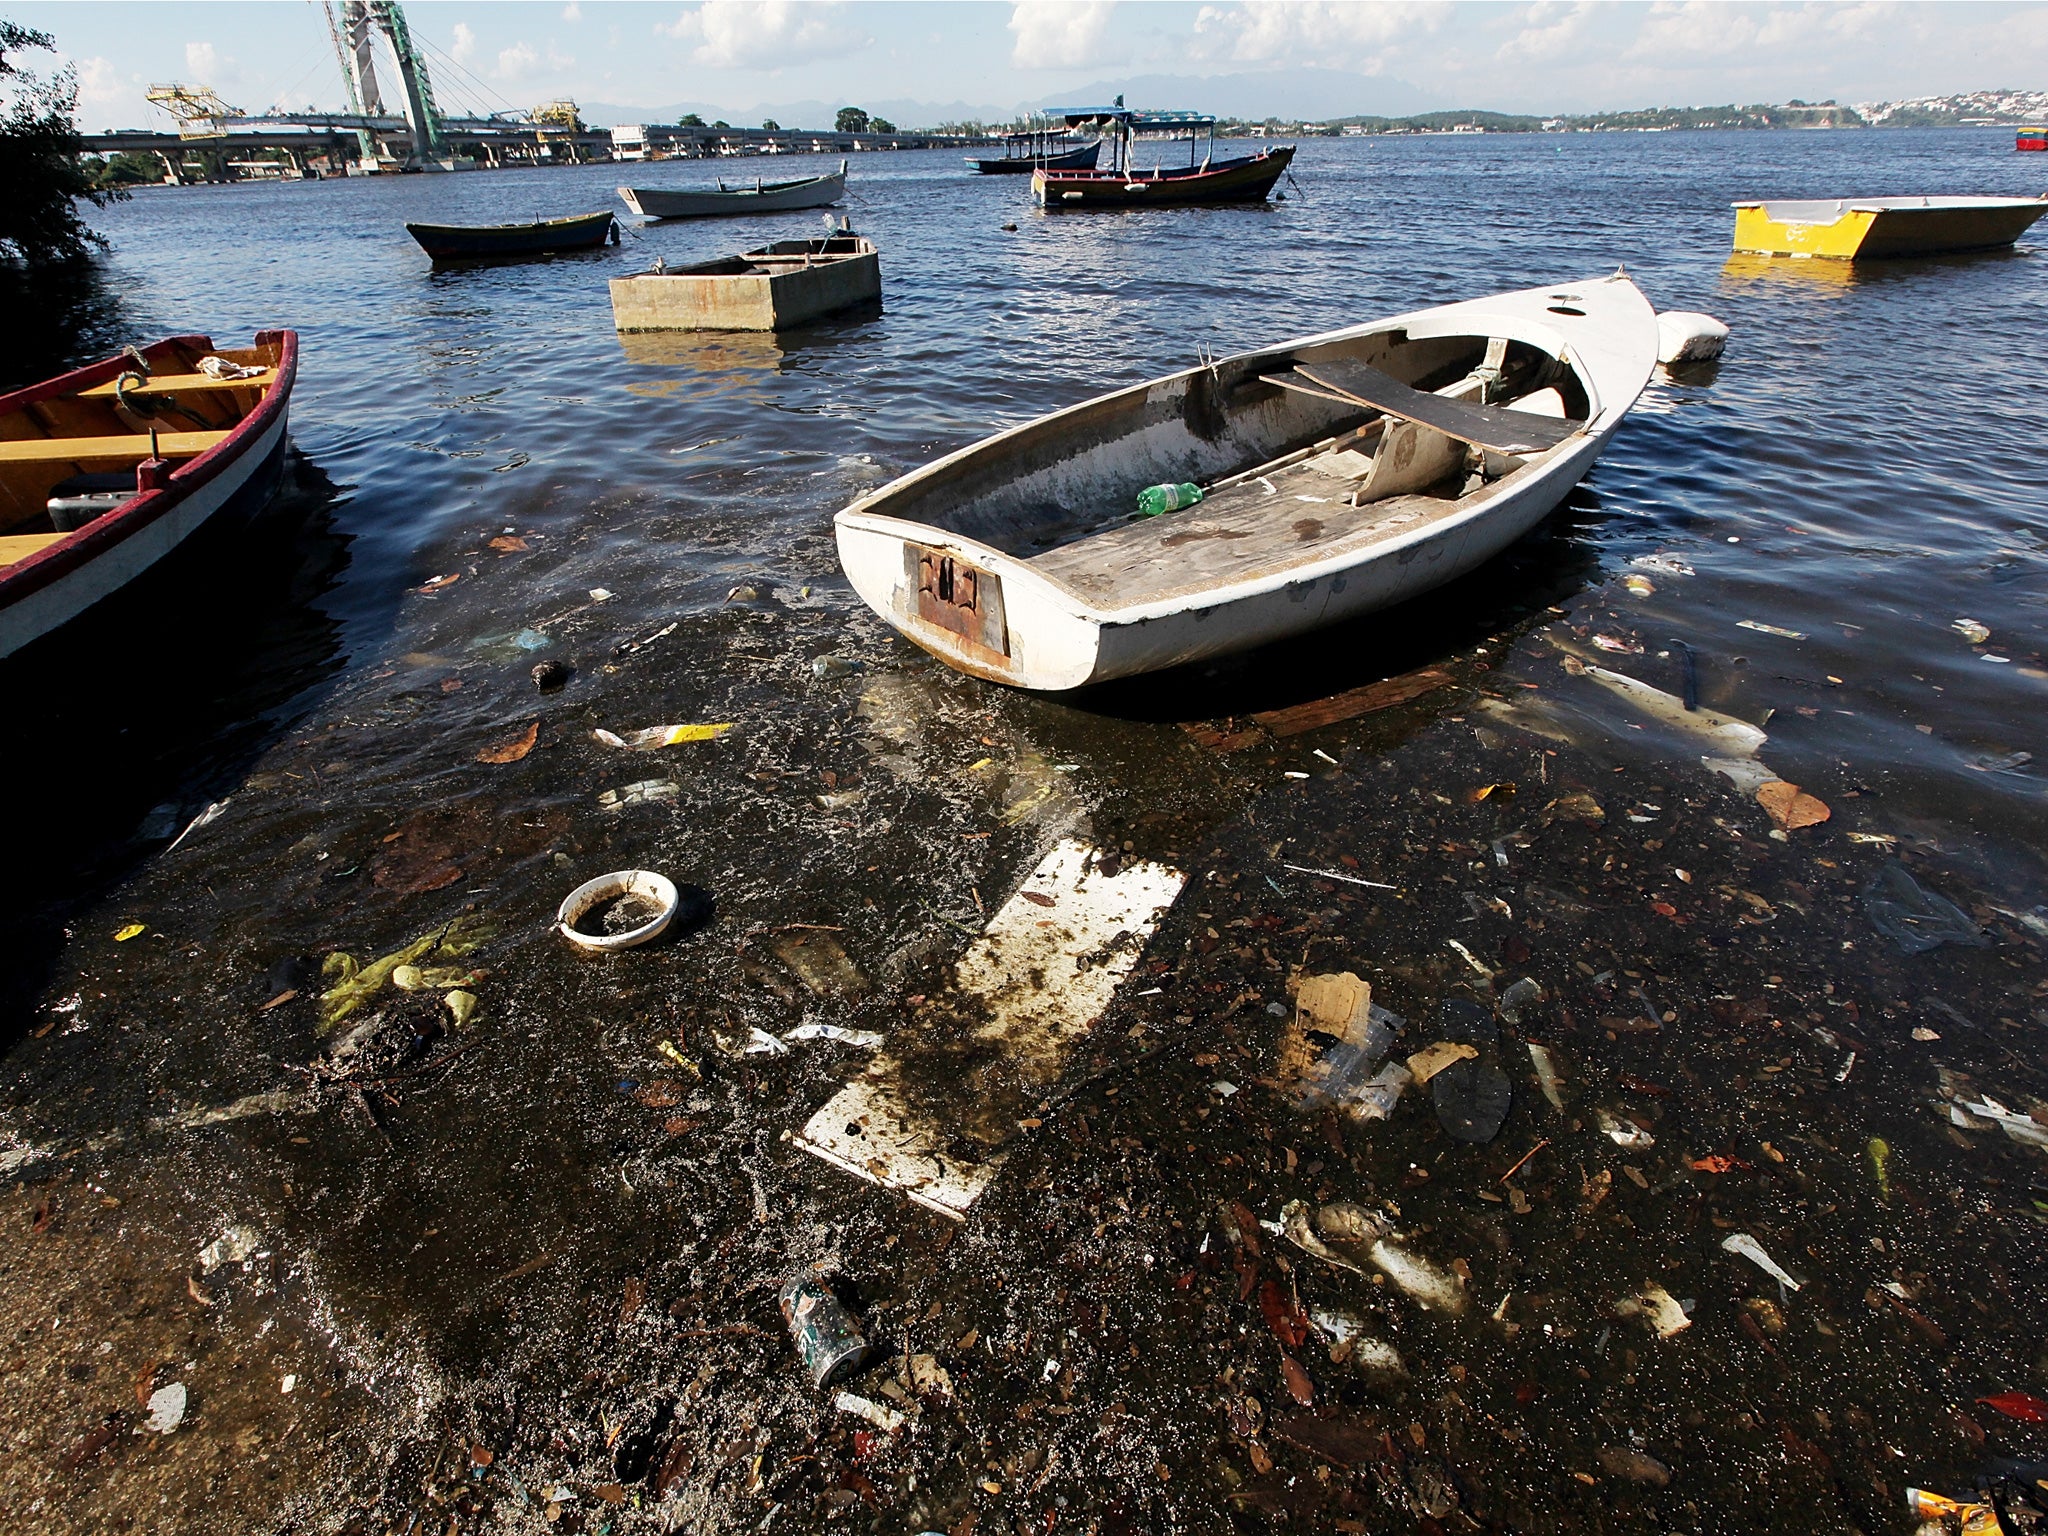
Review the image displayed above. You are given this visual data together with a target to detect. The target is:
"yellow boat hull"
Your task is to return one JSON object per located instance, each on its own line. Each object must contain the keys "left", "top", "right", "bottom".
{"left": 1732, "top": 196, "right": 2048, "bottom": 260}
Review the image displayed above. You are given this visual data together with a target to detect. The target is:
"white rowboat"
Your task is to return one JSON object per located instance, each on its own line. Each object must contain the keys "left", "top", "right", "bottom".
{"left": 835, "top": 273, "right": 1660, "bottom": 691}
{"left": 618, "top": 161, "right": 846, "bottom": 220}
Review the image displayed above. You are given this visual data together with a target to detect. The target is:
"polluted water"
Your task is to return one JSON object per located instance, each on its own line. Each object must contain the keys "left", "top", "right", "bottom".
{"left": 4, "top": 127, "right": 2048, "bottom": 1536}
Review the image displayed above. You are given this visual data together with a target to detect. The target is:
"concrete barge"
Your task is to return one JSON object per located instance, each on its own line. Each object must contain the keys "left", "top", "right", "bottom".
{"left": 608, "top": 234, "right": 881, "bottom": 333}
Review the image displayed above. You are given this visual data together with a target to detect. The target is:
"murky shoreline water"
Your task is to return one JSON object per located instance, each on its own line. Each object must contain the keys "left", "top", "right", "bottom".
{"left": 2, "top": 129, "right": 2046, "bottom": 1533}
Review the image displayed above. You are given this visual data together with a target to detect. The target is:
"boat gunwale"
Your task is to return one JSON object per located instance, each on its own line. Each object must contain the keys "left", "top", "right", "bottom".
{"left": 621, "top": 169, "right": 843, "bottom": 201}
{"left": 0, "top": 330, "right": 298, "bottom": 608}
{"left": 837, "top": 277, "right": 1653, "bottom": 626}
{"left": 404, "top": 210, "right": 615, "bottom": 237}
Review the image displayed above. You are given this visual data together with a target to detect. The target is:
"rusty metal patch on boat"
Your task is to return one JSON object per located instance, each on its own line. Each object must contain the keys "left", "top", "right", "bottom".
{"left": 903, "top": 542, "right": 1008, "bottom": 659}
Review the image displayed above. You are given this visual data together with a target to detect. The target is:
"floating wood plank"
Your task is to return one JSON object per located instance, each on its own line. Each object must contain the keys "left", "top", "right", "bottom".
{"left": 796, "top": 838, "right": 1184, "bottom": 1219}
{"left": 1252, "top": 666, "right": 1455, "bottom": 737}
{"left": 1180, "top": 720, "right": 1265, "bottom": 754}
{"left": 1282, "top": 360, "right": 1581, "bottom": 455}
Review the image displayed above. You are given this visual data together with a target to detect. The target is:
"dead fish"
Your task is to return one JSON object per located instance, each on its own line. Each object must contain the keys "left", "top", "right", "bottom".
{"left": 1280, "top": 1199, "right": 1369, "bottom": 1276}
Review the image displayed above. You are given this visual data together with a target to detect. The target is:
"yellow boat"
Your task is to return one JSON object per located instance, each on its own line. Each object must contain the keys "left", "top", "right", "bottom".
{"left": 1731, "top": 195, "right": 2048, "bottom": 259}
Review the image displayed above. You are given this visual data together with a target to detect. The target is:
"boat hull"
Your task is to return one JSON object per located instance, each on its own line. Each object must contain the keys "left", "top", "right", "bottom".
{"left": 0, "top": 333, "right": 297, "bottom": 661}
{"left": 619, "top": 169, "right": 846, "bottom": 219}
{"left": 1034, "top": 145, "right": 1294, "bottom": 209}
{"left": 1731, "top": 196, "right": 2048, "bottom": 258}
{"left": 966, "top": 141, "right": 1100, "bottom": 174}
{"left": 835, "top": 275, "right": 1657, "bottom": 691}
{"left": 406, "top": 211, "right": 616, "bottom": 260}
{"left": 2017, "top": 131, "right": 2047, "bottom": 152}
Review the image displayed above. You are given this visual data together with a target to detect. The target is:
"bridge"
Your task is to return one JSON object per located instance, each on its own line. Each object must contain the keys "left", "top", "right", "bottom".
{"left": 79, "top": 117, "right": 977, "bottom": 182}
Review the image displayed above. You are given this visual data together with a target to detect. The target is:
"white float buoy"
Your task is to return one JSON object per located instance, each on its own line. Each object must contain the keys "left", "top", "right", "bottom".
{"left": 1656, "top": 310, "right": 1729, "bottom": 366}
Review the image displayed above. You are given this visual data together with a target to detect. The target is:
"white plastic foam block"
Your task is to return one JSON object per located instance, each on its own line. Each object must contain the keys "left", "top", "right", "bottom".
{"left": 797, "top": 838, "right": 1184, "bottom": 1219}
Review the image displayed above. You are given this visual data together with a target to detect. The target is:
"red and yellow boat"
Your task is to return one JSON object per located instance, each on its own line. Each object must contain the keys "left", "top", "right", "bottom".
{"left": 2018, "top": 127, "right": 2047, "bottom": 152}
{"left": 0, "top": 332, "right": 297, "bottom": 661}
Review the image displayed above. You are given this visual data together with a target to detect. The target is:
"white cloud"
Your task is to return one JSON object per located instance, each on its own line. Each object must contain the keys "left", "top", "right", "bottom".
{"left": 562, "top": 2, "right": 583, "bottom": 20}
{"left": 75, "top": 56, "right": 126, "bottom": 108}
{"left": 1007, "top": 1, "right": 1122, "bottom": 69}
{"left": 184, "top": 41, "right": 219, "bottom": 80}
{"left": 1497, "top": 1, "right": 1599, "bottom": 64}
{"left": 496, "top": 41, "right": 539, "bottom": 80}
{"left": 657, "top": 2, "right": 871, "bottom": 69}
{"left": 1191, "top": 1, "right": 1447, "bottom": 71}
{"left": 1623, "top": 1, "right": 1891, "bottom": 67}
{"left": 452, "top": 23, "right": 477, "bottom": 64}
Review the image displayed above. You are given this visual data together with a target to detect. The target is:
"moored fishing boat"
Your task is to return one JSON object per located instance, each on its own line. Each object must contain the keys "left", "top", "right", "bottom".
{"left": 405, "top": 210, "right": 617, "bottom": 260}
{"left": 834, "top": 275, "right": 1660, "bottom": 691}
{"left": 1031, "top": 103, "right": 1293, "bottom": 209}
{"left": 1730, "top": 195, "right": 2048, "bottom": 258}
{"left": 965, "top": 134, "right": 1101, "bottom": 174}
{"left": 0, "top": 332, "right": 297, "bottom": 661}
{"left": 2018, "top": 128, "right": 2047, "bottom": 152}
{"left": 618, "top": 161, "right": 847, "bottom": 219}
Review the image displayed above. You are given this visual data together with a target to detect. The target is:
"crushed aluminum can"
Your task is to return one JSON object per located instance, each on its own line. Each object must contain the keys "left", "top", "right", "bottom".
{"left": 780, "top": 1275, "right": 878, "bottom": 1389}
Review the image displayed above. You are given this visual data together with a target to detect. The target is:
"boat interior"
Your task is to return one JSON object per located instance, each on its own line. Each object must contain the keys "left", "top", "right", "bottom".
{"left": 859, "top": 326, "right": 1591, "bottom": 611}
{"left": 667, "top": 235, "right": 873, "bottom": 277}
{"left": 0, "top": 336, "right": 279, "bottom": 568}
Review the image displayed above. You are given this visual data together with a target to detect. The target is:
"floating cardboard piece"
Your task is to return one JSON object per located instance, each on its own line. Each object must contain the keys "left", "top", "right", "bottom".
{"left": 797, "top": 838, "right": 1184, "bottom": 1219}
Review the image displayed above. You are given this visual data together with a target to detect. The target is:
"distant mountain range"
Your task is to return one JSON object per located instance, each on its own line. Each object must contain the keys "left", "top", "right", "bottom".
{"left": 578, "top": 68, "right": 1441, "bottom": 132}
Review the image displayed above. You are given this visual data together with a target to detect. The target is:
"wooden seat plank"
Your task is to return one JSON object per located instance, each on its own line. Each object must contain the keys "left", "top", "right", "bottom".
{"left": 0, "top": 532, "right": 71, "bottom": 568}
{"left": 1276, "top": 359, "right": 1580, "bottom": 455}
{"left": 0, "top": 430, "right": 230, "bottom": 465}
{"left": 78, "top": 369, "right": 272, "bottom": 399}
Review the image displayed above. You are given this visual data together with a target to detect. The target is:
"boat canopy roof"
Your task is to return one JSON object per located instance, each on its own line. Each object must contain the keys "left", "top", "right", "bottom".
{"left": 1042, "top": 105, "right": 1216, "bottom": 130}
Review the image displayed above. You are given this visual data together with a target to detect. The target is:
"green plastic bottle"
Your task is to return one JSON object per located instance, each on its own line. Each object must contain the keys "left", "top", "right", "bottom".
{"left": 1134, "top": 481, "right": 1204, "bottom": 518}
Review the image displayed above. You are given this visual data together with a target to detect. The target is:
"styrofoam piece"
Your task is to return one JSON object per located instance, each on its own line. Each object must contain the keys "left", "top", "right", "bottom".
{"left": 556, "top": 869, "right": 679, "bottom": 952}
{"left": 797, "top": 838, "right": 1184, "bottom": 1218}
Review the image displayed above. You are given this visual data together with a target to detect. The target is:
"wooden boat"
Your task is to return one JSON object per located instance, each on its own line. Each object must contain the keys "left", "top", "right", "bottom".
{"left": 0, "top": 332, "right": 297, "bottom": 661}
{"left": 1731, "top": 195, "right": 2048, "bottom": 258}
{"left": 965, "top": 136, "right": 1100, "bottom": 174}
{"left": 1030, "top": 103, "right": 1293, "bottom": 209}
{"left": 1037, "top": 145, "right": 1295, "bottom": 209}
{"left": 610, "top": 233, "right": 880, "bottom": 333}
{"left": 618, "top": 161, "right": 847, "bottom": 219}
{"left": 405, "top": 210, "right": 617, "bottom": 260}
{"left": 834, "top": 275, "right": 1658, "bottom": 691}
{"left": 2018, "top": 128, "right": 2047, "bottom": 152}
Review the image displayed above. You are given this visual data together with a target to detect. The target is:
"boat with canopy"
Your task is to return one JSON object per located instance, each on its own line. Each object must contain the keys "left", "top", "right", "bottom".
{"left": 1031, "top": 101, "right": 1293, "bottom": 209}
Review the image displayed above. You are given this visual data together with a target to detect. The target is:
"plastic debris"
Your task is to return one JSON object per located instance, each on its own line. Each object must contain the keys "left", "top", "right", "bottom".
{"left": 1867, "top": 1137, "right": 1891, "bottom": 1202}
{"left": 811, "top": 655, "right": 860, "bottom": 680}
{"left": 198, "top": 1225, "right": 262, "bottom": 1274}
{"left": 1756, "top": 780, "right": 1830, "bottom": 831}
{"left": 1598, "top": 1109, "right": 1655, "bottom": 1148}
{"left": 557, "top": 870, "right": 681, "bottom": 952}
{"left": 597, "top": 779, "right": 680, "bottom": 811}
{"left": 1276, "top": 972, "right": 1406, "bottom": 1120}
{"left": 1620, "top": 1281, "right": 1692, "bottom": 1338}
{"left": 1527, "top": 1042, "right": 1567, "bottom": 1113}
{"left": 145, "top": 1382, "right": 187, "bottom": 1434}
{"left": 1623, "top": 573, "right": 1654, "bottom": 597}
{"left": 834, "top": 1392, "right": 905, "bottom": 1433}
{"left": 782, "top": 1275, "right": 879, "bottom": 1388}
{"left": 1497, "top": 976, "right": 1544, "bottom": 1024}
{"left": 166, "top": 799, "right": 229, "bottom": 852}
{"left": 1952, "top": 618, "right": 1992, "bottom": 645}
{"left": 1631, "top": 553, "right": 1694, "bottom": 577}
{"left": 784, "top": 1023, "right": 883, "bottom": 1048}
{"left": 1905, "top": 1487, "right": 2004, "bottom": 1535}
{"left": 444, "top": 990, "right": 477, "bottom": 1027}
{"left": 1655, "top": 309, "right": 1728, "bottom": 364}
{"left": 1405, "top": 1041, "right": 1478, "bottom": 1084}
{"left": 1720, "top": 1232, "right": 1802, "bottom": 1291}
{"left": 1862, "top": 864, "right": 1987, "bottom": 954}
{"left": 592, "top": 723, "right": 733, "bottom": 750}
{"left": 1736, "top": 619, "right": 1805, "bottom": 640}
{"left": 114, "top": 923, "right": 145, "bottom": 942}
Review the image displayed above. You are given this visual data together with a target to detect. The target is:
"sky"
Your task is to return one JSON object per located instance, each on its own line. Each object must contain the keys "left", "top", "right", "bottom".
{"left": 13, "top": 1, "right": 2048, "bottom": 132}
